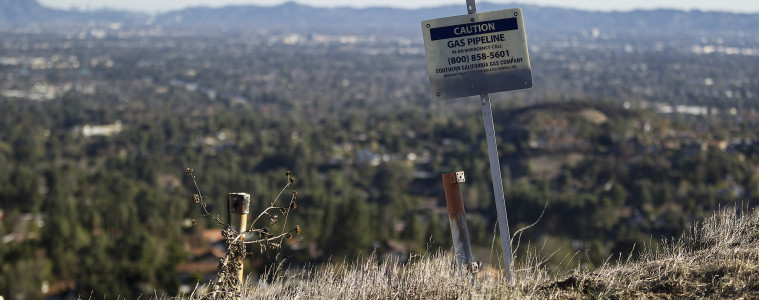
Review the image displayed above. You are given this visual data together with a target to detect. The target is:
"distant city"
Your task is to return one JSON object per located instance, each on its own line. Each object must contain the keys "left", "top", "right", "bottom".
{"left": 2, "top": 0, "right": 759, "bottom": 298}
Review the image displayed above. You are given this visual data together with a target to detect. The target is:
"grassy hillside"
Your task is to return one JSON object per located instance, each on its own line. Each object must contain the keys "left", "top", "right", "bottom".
{"left": 191, "top": 207, "right": 759, "bottom": 299}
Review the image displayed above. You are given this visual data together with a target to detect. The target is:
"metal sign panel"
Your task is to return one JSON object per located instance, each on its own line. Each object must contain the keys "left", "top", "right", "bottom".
{"left": 421, "top": 8, "right": 532, "bottom": 100}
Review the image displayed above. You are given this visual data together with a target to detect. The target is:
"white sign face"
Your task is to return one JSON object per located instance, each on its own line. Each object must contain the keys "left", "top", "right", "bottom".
{"left": 421, "top": 8, "right": 532, "bottom": 100}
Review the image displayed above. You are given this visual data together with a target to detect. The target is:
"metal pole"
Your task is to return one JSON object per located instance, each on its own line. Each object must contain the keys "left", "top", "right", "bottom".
{"left": 228, "top": 193, "right": 250, "bottom": 289}
{"left": 442, "top": 171, "right": 477, "bottom": 276}
{"left": 466, "top": 0, "right": 515, "bottom": 282}
{"left": 480, "top": 94, "right": 514, "bottom": 282}
{"left": 466, "top": 0, "right": 476, "bottom": 14}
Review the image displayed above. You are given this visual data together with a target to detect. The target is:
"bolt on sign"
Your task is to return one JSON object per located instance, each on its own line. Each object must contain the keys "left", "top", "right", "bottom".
{"left": 421, "top": 8, "right": 532, "bottom": 100}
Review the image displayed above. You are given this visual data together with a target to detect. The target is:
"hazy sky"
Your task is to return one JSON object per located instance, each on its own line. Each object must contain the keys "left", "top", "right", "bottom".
{"left": 37, "top": 0, "right": 759, "bottom": 14}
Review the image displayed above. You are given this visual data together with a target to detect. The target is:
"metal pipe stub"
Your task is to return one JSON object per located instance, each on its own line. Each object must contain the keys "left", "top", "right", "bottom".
{"left": 227, "top": 192, "right": 250, "bottom": 290}
{"left": 442, "top": 172, "right": 476, "bottom": 273}
{"left": 228, "top": 193, "right": 250, "bottom": 214}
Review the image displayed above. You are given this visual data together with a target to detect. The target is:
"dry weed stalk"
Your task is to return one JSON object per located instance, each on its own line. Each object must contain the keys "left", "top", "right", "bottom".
{"left": 185, "top": 168, "right": 301, "bottom": 299}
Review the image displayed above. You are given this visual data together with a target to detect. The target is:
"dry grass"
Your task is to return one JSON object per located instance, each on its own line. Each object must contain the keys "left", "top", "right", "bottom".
{"left": 539, "top": 207, "right": 759, "bottom": 299}
{"left": 230, "top": 252, "right": 537, "bottom": 300}
{"left": 189, "top": 208, "right": 759, "bottom": 299}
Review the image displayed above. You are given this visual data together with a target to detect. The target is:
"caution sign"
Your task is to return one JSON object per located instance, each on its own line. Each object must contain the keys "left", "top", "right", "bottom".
{"left": 421, "top": 8, "right": 532, "bottom": 100}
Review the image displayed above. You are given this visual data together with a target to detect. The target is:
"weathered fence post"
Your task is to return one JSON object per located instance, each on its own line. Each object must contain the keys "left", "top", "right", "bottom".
{"left": 228, "top": 193, "right": 250, "bottom": 289}
{"left": 442, "top": 171, "right": 478, "bottom": 277}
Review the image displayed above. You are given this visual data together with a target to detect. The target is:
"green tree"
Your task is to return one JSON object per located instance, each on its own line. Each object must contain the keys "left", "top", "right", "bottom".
{"left": 5, "top": 259, "right": 52, "bottom": 299}
{"left": 425, "top": 212, "right": 450, "bottom": 251}
{"left": 401, "top": 213, "right": 424, "bottom": 245}
{"left": 326, "top": 192, "right": 372, "bottom": 259}
{"left": 41, "top": 167, "right": 87, "bottom": 278}
{"left": 2, "top": 166, "right": 41, "bottom": 212}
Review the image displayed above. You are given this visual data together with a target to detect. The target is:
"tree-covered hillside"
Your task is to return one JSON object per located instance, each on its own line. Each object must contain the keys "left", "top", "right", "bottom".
{"left": 1, "top": 20, "right": 759, "bottom": 298}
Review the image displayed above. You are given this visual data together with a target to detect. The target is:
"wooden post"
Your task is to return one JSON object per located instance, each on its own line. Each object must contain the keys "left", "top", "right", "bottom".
{"left": 442, "top": 171, "right": 477, "bottom": 276}
{"left": 228, "top": 193, "right": 250, "bottom": 288}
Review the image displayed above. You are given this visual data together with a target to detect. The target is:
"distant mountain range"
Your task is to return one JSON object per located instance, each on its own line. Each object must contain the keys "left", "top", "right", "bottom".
{"left": 0, "top": 0, "right": 139, "bottom": 24}
{"left": 2, "top": 0, "right": 758, "bottom": 34}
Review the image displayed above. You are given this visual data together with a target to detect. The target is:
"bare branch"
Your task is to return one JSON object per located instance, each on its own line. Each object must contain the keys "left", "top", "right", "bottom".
{"left": 185, "top": 168, "right": 302, "bottom": 299}
{"left": 186, "top": 168, "right": 225, "bottom": 226}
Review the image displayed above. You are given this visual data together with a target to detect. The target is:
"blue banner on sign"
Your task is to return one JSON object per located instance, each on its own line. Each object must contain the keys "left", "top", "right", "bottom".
{"left": 429, "top": 18, "right": 518, "bottom": 41}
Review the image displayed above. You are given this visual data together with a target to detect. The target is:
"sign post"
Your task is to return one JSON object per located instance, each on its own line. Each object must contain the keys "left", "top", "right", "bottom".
{"left": 421, "top": 0, "right": 533, "bottom": 282}
{"left": 480, "top": 93, "right": 514, "bottom": 282}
